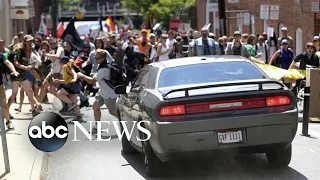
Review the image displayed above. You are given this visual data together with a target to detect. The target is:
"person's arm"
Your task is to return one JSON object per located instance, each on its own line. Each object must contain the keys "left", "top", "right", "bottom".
{"left": 13, "top": 57, "right": 32, "bottom": 71}
{"left": 156, "top": 43, "right": 162, "bottom": 56}
{"left": 288, "top": 54, "right": 301, "bottom": 69}
{"left": 46, "top": 47, "right": 63, "bottom": 61}
{"left": 4, "top": 60, "right": 19, "bottom": 76}
{"left": 78, "top": 71, "right": 97, "bottom": 84}
{"left": 244, "top": 47, "right": 264, "bottom": 64}
{"left": 268, "top": 50, "right": 280, "bottom": 65}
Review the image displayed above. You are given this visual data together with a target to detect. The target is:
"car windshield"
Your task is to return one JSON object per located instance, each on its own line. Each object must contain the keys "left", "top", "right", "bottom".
{"left": 158, "top": 61, "right": 267, "bottom": 88}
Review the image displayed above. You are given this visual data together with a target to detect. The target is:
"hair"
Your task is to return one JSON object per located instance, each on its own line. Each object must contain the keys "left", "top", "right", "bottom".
{"left": 63, "top": 59, "right": 75, "bottom": 69}
{"left": 218, "top": 37, "right": 223, "bottom": 44}
{"left": 41, "top": 41, "right": 50, "bottom": 51}
{"left": 94, "top": 38, "right": 104, "bottom": 49}
{"left": 96, "top": 49, "right": 107, "bottom": 58}
{"left": 247, "top": 34, "right": 256, "bottom": 45}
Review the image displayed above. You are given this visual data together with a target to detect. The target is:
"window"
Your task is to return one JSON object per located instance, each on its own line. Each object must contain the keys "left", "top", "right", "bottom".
{"left": 158, "top": 61, "right": 267, "bottom": 88}
{"left": 131, "top": 71, "right": 148, "bottom": 90}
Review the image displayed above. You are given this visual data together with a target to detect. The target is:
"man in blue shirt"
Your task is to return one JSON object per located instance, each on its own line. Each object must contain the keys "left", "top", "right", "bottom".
{"left": 192, "top": 28, "right": 217, "bottom": 56}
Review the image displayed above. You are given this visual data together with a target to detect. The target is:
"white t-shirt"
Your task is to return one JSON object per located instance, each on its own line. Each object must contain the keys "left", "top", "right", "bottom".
{"left": 51, "top": 47, "right": 65, "bottom": 74}
{"left": 166, "top": 39, "right": 175, "bottom": 48}
{"left": 93, "top": 67, "right": 118, "bottom": 99}
{"left": 29, "top": 52, "right": 41, "bottom": 66}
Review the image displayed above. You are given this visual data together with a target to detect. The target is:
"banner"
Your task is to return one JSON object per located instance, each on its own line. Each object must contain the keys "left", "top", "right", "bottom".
{"left": 255, "top": 63, "right": 305, "bottom": 80}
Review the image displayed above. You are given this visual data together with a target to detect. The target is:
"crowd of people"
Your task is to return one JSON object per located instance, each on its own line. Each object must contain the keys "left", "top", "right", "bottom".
{"left": 0, "top": 25, "right": 319, "bottom": 132}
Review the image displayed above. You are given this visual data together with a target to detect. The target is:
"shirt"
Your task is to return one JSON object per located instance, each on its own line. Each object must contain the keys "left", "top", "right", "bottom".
{"left": 88, "top": 50, "right": 98, "bottom": 73}
{"left": 203, "top": 40, "right": 210, "bottom": 55}
{"left": 294, "top": 52, "right": 320, "bottom": 70}
{"left": 245, "top": 44, "right": 255, "bottom": 56}
{"left": 51, "top": 47, "right": 65, "bottom": 74}
{"left": 93, "top": 67, "right": 118, "bottom": 99}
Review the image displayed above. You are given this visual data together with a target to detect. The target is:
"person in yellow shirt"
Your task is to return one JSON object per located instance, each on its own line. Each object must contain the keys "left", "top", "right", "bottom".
{"left": 53, "top": 56, "right": 84, "bottom": 122}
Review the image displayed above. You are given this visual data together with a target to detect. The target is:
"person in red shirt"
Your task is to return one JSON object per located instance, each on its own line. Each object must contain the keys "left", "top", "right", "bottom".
{"left": 136, "top": 29, "right": 149, "bottom": 53}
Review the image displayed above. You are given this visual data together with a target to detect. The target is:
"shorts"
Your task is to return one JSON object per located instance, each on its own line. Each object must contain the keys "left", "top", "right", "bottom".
{"left": 94, "top": 92, "right": 118, "bottom": 118}
{"left": 46, "top": 72, "right": 62, "bottom": 88}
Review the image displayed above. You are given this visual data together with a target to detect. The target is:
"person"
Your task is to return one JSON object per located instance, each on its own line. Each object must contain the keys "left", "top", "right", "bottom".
{"left": 192, "top": 28, "right": 217, "bottom": 56}
{"left": 225, "top": 31, "right": 265, "bottom": 64}
{"left": 0, "top": 52, "right": 19, "bottom": 129}
{"left": 7, "top": 35, "right": 40, "bottom": 117}
{"left": 78, "top": 49, "right": 119, "bottom": 133}
{"left": 155, "top": 34, "right": 171, "bottom": 61}
{"left": 54, "top": 56, "right": 84, "bottom": 122}
{"left": 256, "top": 35, "right": 269, "bottom": 63}
{"left": 269, "top": 39, "right": 294, "bottom": 70}
{"left": 277, "top": 27, "right": 293, "bottom": 49}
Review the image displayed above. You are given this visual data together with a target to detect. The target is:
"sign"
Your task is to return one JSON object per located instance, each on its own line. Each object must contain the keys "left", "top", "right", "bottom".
{"left": 260, "top": 5, "right": 269, "bottom": 19}
{"left": 10, "top": 0, "right": 27, "bottom": 7}
{"left": 170, "top": 19, "right": 180, "bottom": 31}
{"left": 270, "top": 5, "right": 279, "bottom": 20}
{"left": 243, "top": 12, "right": 250, "bottom": 25}
{"left": 317, "top": 12, "right": 320, "bottom": 19}
{"left": 27, "top": 0, "right": 35, "bottom": 17}
{"left": 267, "top": 27, "right": 274, "bottom": 37}
{"left": 237, "top": 13, "right": 243, "bottom": 26}
{"left": 312, "top": 0, "right": 319, "bottom": 12}
{"left": 228, "top": 0, "right": 239, "bottom": 3}
{"left": 10, "top": 8, "right": 29, "bottom": 19}
{"left": 178, "top": 23, "right": 190, "bottom": 36}
{"left": 75, "top": 11, "right": 84, "bottom": 20}
{"left": 266, "top": 19, "right": 275, "bottom": 25}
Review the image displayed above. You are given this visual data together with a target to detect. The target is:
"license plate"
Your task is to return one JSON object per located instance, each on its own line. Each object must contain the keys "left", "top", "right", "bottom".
{"left": 217, "top": 130, "right": 243, "bottom": 144}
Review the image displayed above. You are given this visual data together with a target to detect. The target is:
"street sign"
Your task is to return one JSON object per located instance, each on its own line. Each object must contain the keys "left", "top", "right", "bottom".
{"left": 243, "top": 12, "right": 250, "bottom": 25}
{"left": 170, "top": 19, "right": 180, "bottom": 31}
{"left": 27, "top": 0, "right": 35, "bottom": 17}
{"left": 237, "top": 13, "right": 243, "bottom": 26}
{"left": 312, "top": 0, "right": 319, "bottom": 12}
{"left": 270, "top": 5, "right": 279, "bottom": 20}
{"left": 266, "top": 19, "right": 275, "bottom": 25}
{"left": 228, "top": 0, "right": 238, "bottom": 3}
{"left": 260, "top": 5, "right": 269, "bottom": 19}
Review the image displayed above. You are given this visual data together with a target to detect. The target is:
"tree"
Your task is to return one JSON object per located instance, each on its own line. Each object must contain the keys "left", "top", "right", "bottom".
{"left": 41, "top": 0, "right": 81, "bottom": 13}
{"left": 122, "top": 0, "right": 195, "bottom": 30}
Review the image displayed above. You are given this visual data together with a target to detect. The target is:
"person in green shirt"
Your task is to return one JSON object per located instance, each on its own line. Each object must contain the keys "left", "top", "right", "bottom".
{"left": 245, "top": 34, "right": 257, "bottom": 57}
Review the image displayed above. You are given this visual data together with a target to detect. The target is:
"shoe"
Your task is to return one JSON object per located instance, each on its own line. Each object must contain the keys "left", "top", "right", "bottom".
{"left": 6, "top": 120, "right": 14, "bottom": 129}
{"left": 32, "top": 110, "right": 40, "bottom": 117}
{"left": 72, "top": 116, "right": 86, "bottom": 123}
{"left": 79, "top": 100, "right": 90, "bottom": 108}
{"left": 67, "top": 104, "right": 77, "bottom": 112}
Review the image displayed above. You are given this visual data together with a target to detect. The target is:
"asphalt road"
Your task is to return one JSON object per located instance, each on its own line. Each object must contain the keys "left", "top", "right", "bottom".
{"left": 45, "top": 98, "right": 320, "bottom": 180}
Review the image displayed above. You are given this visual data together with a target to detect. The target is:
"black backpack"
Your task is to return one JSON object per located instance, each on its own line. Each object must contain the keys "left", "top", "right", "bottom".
{"left": 97, "top": 60, "right": 128, "bottom": 89}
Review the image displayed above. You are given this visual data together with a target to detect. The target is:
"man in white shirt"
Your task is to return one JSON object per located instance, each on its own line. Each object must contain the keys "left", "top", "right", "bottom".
{"left": 38, "top": 39, "right": 65, "bottom": 104}
{"left": 256, "top": 35, "right": 269, "bottom": 63}
{"left": 78, "top": 49, "right": 118, "bottom": 133}
{"left": 166, "top": 30, "right": 176, "bottom": 48}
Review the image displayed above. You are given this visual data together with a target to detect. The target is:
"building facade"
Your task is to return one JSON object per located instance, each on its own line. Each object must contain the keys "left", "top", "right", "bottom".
{"left": 196, "top": 0, "right": 319, "bottom": 54}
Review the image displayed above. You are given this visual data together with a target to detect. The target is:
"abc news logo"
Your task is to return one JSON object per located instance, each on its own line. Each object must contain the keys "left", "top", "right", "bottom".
{"left": 28, "top": 112, "right": 151, "bottom": 152}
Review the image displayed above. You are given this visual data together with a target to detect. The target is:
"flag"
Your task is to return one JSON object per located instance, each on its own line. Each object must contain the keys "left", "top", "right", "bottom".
{"left": 121, "top": 24, "right": 130, "bottom": 32}
{"left": 39, "top": 16, "right": 46, "bottom": 35}
{"left": 60, "top": 18, "right": 84, "bottom": 50}
{"left": 104, "top": 16, "right": 115, "bottom": 33}
{"left": 56, "top": 22, "right": 65, "bottom": 38}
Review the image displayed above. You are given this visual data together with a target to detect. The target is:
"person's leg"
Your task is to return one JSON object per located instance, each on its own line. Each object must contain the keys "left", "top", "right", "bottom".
{"left": 38, "top": 80, "right": 50, "bottom": 103}
{"left": 56, "top": 88, "right": 76, "bottom": 111}
{"left": 15, "top": 87, "right": 24, "bottom": 112}
{"left": 92, "top": 92, "right": 104, "bottom": 133}
{"left": 104, "top": 98, "right": 119, "bottom": 119}
{"left": 34, "top": 80, "right": 40, "bottom": 99}
{"left": 7, "top": 81, "right": 20, "bottom": 109}
{"left": 69, "top": 94, "right": 84, "bottom": 122}
{"left": 20, "top": 80, "right": 37, "bottom": 113}
{"left": 0, "top": 85, "right": 13, "bottom": 129}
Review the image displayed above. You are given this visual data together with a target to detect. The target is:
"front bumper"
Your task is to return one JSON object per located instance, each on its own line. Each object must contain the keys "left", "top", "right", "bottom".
{"left": 148, "top": 110, "right": 298, "bottom": 162}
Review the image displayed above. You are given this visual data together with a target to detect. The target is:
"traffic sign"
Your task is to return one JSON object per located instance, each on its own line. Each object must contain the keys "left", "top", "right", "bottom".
{"left": 170, "top": 19, "right": 180, "bottom": 31}
{"left": 270, "top": 5, "right": 279, "bottom": 20}
{"left": 243, "top": 12, "right": 250, "bottom": 25}
{"left": 260, "top": 5, "right": 269, "bottom": 19}
{"left": 312, "top": 0, "right": 319, "bottom": 12}
{"left": 27, "top": 0, "right": 35, "bottom": 17}
{"left": 266, "top": 19, "right": 275, "bottom": 25}
{"left": 237, "top": 13, "right": 243, "bottom": 26}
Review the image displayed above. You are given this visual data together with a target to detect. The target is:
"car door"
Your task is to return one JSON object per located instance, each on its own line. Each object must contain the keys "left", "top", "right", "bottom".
{"left": 128, "top": 68, "right": 150, "bottom": 146}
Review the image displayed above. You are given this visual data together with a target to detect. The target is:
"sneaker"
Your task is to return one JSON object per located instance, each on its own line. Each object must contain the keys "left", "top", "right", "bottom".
{"left": 67, "top": 104, "right": 77, "bottom": 112}
{"left": 6, "top": 120, "right": 14, "bottom": 129}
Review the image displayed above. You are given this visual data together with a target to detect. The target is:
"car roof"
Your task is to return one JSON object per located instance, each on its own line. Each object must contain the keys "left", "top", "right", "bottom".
{"left": 149, "top": 55, "right": 250, "bottom": 69}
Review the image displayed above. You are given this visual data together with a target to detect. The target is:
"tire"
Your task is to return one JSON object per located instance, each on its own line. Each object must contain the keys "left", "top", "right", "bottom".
{"left": 142, "top": 139, "right": 163, "bottom": 177}
{"left": 266, "top": 144, "right": 292, "bottom": 167}
{"left": 119, "top": 115, "right": 136, "bottom": 154}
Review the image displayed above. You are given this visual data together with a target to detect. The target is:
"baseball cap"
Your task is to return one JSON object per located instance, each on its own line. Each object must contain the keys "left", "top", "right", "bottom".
{"left": 149, "top": 33, "right": 155, "bottom": 38}
{"left": 281, "top": 39, "right": 289, "bottom": 45}
{"left": 59, "top": 56, "right": 70, "bottom": 63}
{"left": 234, "top": 31, "right": 241, "bottom": 35}
{"left": 281, "top": 27, "right": 288, "bottom": 31}
{"left": 313, "top": 36, "right": 320, "bottom": 41}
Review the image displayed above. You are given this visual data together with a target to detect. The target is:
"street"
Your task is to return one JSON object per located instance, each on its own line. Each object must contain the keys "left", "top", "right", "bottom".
{"left": 44, "top": 97, "right": 320, "bottom": 180}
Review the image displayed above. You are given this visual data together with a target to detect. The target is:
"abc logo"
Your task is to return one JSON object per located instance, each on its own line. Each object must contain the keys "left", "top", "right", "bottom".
{"left": 28, "top": 112, "right": 68, "bottom": 152}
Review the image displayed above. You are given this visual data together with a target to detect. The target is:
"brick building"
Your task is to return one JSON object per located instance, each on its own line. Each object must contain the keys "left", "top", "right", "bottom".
{"left": 196, "top": 0, "right": 319, "bottom": 54}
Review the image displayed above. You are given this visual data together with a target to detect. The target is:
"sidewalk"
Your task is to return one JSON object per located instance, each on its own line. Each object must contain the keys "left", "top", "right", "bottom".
{"left": 0, "top": 88, "right": 54, "bottom": 180}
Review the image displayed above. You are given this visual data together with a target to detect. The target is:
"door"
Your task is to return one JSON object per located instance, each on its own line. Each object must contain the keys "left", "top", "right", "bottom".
{"left": 128, "top": 68, "right": 150, "bottom": 146}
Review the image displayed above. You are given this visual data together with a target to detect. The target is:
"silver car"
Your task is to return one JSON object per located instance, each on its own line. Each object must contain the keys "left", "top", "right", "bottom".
{"left": 114, "top": 56, "right": 298, "bottom": 177}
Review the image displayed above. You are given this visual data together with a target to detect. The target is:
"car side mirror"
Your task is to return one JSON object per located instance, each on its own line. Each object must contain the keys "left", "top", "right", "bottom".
{"left": 115, "top": 85, "right": 127, "bottom": 94}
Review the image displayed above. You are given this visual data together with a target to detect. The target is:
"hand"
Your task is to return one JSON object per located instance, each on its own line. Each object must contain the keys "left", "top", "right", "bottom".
{"left": 256, "top": 53, "right": 262, "bottom": 58}
{"left": 52, "top": 78, "right": 59, "bottom": 84}
{"left": 71, "top": 79, "right": 76, "bottom": 83}
{"left": 10, "top": 71, "right": 19, "bottom": 77}
{"left": 25, "top": 65, "right": 32, "bottom": 71}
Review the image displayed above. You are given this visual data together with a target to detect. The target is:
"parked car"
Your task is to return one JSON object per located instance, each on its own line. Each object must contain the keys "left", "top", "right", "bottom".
{"left": 114, "top": 55, "right": 298, "bottom": 177}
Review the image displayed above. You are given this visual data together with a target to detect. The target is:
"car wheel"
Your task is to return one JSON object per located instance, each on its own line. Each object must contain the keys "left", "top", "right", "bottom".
{"left": 142, "top": 139, "right": 162, "bottom": 177}
{"left": 119, "top": 116, "right": 136, "bottom": 154}
{"left": 266, "top": 144, "right": 292, "bottom": 167}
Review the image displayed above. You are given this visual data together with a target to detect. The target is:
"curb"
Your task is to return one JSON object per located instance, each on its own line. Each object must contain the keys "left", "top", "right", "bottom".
{"left": 29, "top": 151, "right": 49, "bottom": 180}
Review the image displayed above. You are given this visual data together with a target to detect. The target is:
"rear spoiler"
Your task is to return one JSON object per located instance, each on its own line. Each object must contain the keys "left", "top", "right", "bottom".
{"left": 162, "top": 79, "right": 286, "bottom": 98}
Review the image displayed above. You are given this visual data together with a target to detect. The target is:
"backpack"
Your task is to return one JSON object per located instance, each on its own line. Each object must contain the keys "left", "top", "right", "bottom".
{"left": 97, "top": 60, "right": 128, "bottom": 89}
